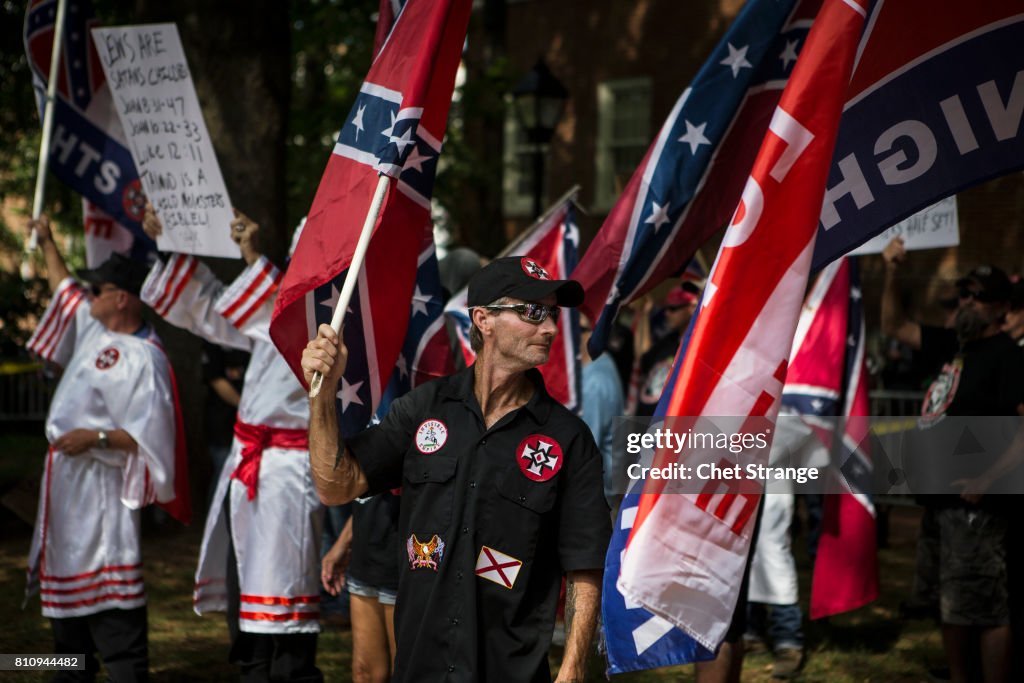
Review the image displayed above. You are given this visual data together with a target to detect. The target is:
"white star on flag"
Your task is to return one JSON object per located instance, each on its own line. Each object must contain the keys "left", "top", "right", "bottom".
{"left": 395, "top": 353, "right": 409, "bottom": 380}
{"left": 851, "top": 287, "right": 862, "bottom": 301}
{"left": 565, "top": 222, "right": 580, "bottom": 248}
{"left": 337, "top": 377, "right": 365, "bottom": 413}
{"left": 320, "top": 284, "right": 352, "bottom": 315}
{"left": 389, "top": 127, "right": 415, "bottom": 155}
{"left": 678, "top": 120, "right": 711, "bottom": 155}
{"left": 779, "top": 39, "right": 799, "bottom": 70}
{"left": 811, "top": 398, "right": 824, "bottom": 412}
{"left": 381, "top": 110, "right": 398, "bottom": 139}
{"left": 644, "top": 201, "right": 671, "bottom": 232}
{"left": 403, "top": 145, "right": 431, "bottom": 173}
{"left": 720, "top": 42, "right": 752, "bottom": 78}
{"left": 411, "top": 285, "right": 429, "bottom": 317}
{"left": 351, "top": 104, "right": 367, "bottom": 140}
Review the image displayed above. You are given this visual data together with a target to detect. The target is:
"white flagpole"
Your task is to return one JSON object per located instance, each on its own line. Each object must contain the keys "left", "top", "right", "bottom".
{"left": 309, "top": 173, "right": 391, "bottom": 398}
{"left": 27, "top": 0, "right": 70, "bottom": 252}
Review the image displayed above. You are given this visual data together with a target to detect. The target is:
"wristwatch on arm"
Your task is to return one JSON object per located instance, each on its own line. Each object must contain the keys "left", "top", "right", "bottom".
{"left": 96, "top": 430, "right": 110, "bottom": 449}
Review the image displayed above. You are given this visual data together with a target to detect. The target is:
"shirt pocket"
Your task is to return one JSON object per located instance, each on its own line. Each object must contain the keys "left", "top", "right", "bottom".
{"left": 402, "top": 455, "right": 458, "bottom": 533}
{"left": 484, "top": 468, "right": 559, "bottom": 560}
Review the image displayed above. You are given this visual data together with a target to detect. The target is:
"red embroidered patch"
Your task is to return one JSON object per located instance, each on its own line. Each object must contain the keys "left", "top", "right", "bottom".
{"left": 95, "top": 346, "right": 120, "bottom": 370}
{"left": 515, "top": 434, "right": 563, "bottom": 482}
{"left": 520, "top": 258, "right": 550, "bottom": 280}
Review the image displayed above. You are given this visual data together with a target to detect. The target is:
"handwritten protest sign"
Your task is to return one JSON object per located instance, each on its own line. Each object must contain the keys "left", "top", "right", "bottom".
{"left": 91, "top": 24, "right": 239, "bottom": 258}
{"left": 849, "top": 196, "right": 959, "bottom": 255}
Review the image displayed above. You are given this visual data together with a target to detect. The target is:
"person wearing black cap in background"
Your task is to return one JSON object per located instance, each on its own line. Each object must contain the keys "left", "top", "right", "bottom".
{"left": 302, "top": 256, "right": 611, "bottom": 683}
{"left": 882, "top": 237, "right": 1024, "bottom": 683}
{"left": 23, "top": 215, "right": 186, "bottom": 682}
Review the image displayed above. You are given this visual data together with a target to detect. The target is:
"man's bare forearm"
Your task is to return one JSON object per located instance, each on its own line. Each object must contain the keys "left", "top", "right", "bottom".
{"left": 40, "top": 234, "right": 71, "bottom": 293}
{"left": 556, "top": 569, "right": 601, "bottom": 683}
{"left": 308, "top": 393, "right": 367, "bottom": 505}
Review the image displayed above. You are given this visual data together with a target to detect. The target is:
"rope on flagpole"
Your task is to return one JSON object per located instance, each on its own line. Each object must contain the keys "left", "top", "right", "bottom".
{"left": 309, "top": 173, "right": 391, "bottom": 399}
{"left": 28, "top": 0, "right": 70, "bottom": 252}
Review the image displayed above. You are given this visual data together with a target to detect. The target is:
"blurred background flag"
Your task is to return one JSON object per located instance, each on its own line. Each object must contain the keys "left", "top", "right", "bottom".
{"left": 23, "top": 0, "right": 154, "bottom": 264}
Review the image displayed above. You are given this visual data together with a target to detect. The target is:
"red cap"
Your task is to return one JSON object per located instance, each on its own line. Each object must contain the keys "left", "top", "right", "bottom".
{"left": 664, "top": 284, "right": 699, "bottom": 307}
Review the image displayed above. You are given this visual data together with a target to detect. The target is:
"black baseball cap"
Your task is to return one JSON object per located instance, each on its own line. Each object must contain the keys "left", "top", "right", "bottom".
{"left": 955, "top": 265, "right": 1012, "bottom": 304}
{"left": 467, "top": 256, "right": 584, "bottom": 307}
{"left": 77, "top": 253, "right": 149, "bottom": 297}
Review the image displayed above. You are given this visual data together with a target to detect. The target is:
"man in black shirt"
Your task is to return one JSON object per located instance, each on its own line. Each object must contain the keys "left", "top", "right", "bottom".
{"left": 302, "top": 257, "right": 611, "bottom": 683}
{"left": 883, "top": 237, "right": 1024, "bottom": 683}
{"left": 634, "top": 282, "right": 700, "bottom": 416}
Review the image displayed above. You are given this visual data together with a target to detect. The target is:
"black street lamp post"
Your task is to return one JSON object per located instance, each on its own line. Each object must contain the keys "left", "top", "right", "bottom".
{"left": 511, "top": 59, "right": 568, "bottom": 219}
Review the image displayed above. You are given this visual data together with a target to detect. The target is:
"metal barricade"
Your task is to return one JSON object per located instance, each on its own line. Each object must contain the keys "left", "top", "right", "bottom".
{"left": 0, "top": 361, "right": 53, "bottom": 422}
{"left": 869, "top": 389, "right": 924, "bottom": 417}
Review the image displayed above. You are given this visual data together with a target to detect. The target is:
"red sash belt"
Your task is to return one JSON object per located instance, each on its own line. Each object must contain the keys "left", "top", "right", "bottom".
{"left": 232, "top": 421, "right": 309, "bottom": 500}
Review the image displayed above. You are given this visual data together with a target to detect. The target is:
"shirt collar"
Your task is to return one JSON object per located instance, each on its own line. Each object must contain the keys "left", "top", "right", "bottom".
{"left": 440, "top": 365, "right": 553, "bottom": 424}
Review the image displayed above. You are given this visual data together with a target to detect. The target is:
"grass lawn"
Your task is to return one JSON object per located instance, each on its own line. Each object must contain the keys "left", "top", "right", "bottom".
{"left": 1, "top": 430, "right": 944, "bottom": 681}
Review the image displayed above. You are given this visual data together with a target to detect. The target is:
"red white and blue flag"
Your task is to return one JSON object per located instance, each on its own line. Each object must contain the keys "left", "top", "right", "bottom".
{"left": 812, "top": 2, "right": 1024, "bottom": 268}
{"left": 269, "top": 0, "right": 471, "bottom": 436}
{"left": 617, "top": 0, "right": 869, "bottom": 655}
{"left": 376, "top": 228, "right": 455, "bottom": 420}
{"left": 445, "top": 193, "right": 582, "bottom": 413}
{"left": 577, "top": 0, "right": 1024, "bottom": 356}
{"left": 572, "top": 0, "right": 803, "bottom": 356}
{"left": 783, "top": 257, "right": 878, "bottom": 619}
{"left": 23, "top": 0, "right": 153, "bottom": 263}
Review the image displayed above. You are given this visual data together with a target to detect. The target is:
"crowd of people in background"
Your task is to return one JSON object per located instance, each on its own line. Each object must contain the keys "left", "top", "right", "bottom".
{"left": 18, "top": 208, "right": 1024, "bottom": 683}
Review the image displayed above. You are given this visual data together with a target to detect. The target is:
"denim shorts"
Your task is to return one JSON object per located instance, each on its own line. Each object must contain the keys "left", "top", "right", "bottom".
{"left": 346, "top": 577, "right": 397, "bottom": 606}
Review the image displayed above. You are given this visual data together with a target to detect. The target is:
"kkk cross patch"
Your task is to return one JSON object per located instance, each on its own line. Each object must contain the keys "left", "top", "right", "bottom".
{"left": 415, "top": 419, "right": 448, "bottom": 454}
{"left": 407, "top": 533, "right": 445, "bottom": 571}
{"left": 475, "top": 546, "right": 523, "bottom": 589}
{"left": 520, "top": 257, "right": 550, "bottom": 280}
{"left": 95, "top": 346, "right": 121, "bottom": 370}
{"left": 516, "top": 435, "right": 563, "bottom": 482}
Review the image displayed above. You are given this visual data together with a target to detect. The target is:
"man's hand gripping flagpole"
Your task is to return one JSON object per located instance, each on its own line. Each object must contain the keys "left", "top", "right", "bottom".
{"left": 307, "top": 173, "right": 391, "bottom": 398}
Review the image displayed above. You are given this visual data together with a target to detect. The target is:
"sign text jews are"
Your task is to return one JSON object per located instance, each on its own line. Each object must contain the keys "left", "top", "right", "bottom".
{"left": 91, "top": 24, "right": 238, "bottom": 258}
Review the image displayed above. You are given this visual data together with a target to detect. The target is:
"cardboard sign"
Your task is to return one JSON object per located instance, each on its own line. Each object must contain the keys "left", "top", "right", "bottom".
{"left": 848, "top": 196, "right": 959, "bottom": 255}
{"left": 91, "top": 24, "right": 238, "bottom": 258}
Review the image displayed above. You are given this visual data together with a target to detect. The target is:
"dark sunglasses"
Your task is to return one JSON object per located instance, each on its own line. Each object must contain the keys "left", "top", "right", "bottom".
{"left": 90, "top": 284, "right": 120, "bottom": 297}
{"left": 958, "top": 285, "right": 995, "bottom": 303}
{"left": 478, "top": 303, "right": 561, "bottom": 324}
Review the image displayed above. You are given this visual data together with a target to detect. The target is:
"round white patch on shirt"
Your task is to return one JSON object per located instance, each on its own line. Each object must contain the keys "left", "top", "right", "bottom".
{"left": 415, "top": 419, "right": 448, "bottom": 454}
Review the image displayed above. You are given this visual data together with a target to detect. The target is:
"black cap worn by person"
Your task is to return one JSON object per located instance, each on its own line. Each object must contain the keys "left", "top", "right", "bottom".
{"left": 467, "top": 256, "right": 584, "bottom": 307}
{"left": 77, "top": 253, "right": 149, "bottom": 297}
{"left": 956, "top": 264, "right": 1012, "bottom": 304}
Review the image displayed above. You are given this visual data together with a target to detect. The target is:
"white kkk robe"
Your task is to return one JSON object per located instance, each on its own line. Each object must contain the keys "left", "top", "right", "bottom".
{"left": 25, "top": 278, "right": 180, "bottom": 618}
{"left": 142, "top": 254, "right": 323, "bottom": 634}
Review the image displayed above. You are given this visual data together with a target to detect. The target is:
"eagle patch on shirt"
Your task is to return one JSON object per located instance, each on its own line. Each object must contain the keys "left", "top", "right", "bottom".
{"left": 407, "top": 533, "right": 445, "bottom": 571}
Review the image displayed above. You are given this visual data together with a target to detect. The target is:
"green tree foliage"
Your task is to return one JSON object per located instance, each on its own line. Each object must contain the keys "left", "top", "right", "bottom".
{"left": 287, "top": 0, "right": 380, "bottom": 230}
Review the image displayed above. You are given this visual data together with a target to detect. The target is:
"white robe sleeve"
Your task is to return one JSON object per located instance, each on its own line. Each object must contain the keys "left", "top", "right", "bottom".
{"left": 107, "top": 344, "right": 179, "bottom": 508}
{"left": 213, "top": 256, "right": 283, "bottom": 344}
{"left": 26, "top": 277, "right": 96, "bottom": 367}
{"left": 141, "top": 254, "right": 252, "bottom": 351}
